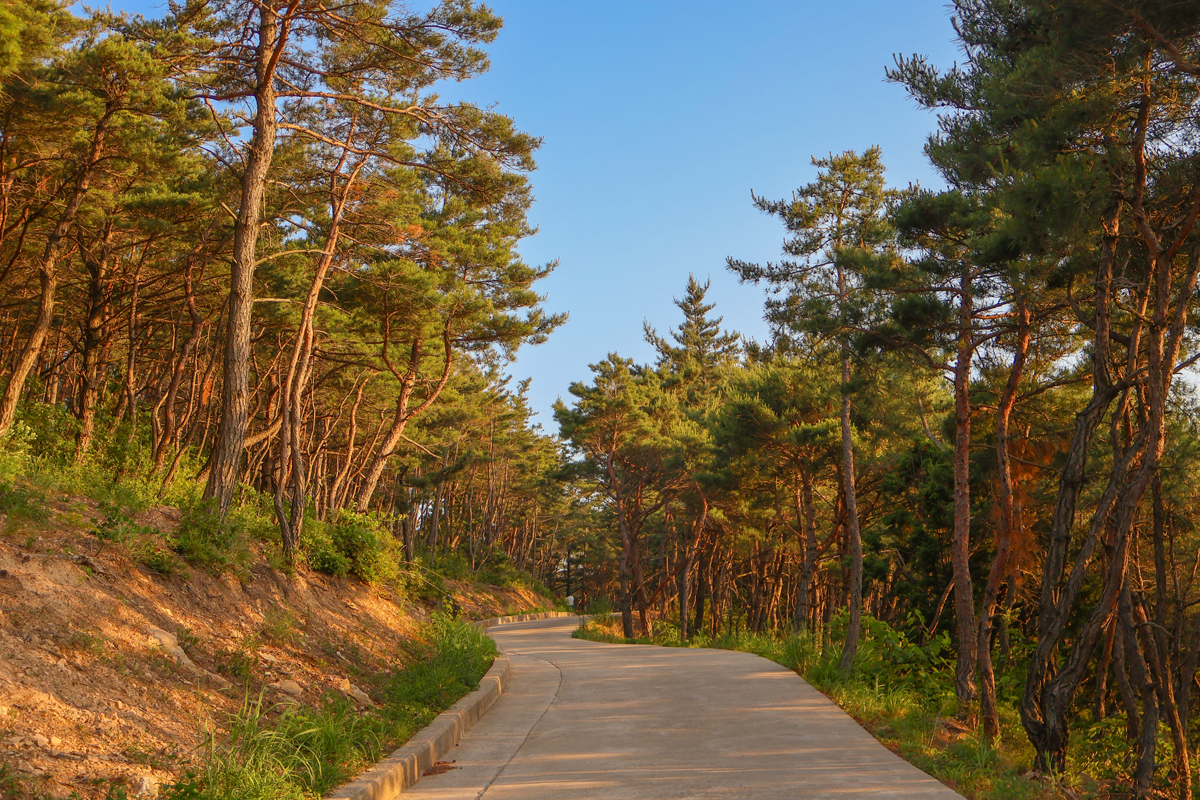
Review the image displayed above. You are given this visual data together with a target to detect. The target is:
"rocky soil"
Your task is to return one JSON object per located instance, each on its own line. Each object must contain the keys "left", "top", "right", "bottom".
{"left": 0, "top": 498, "right": 543, "bottom": 798}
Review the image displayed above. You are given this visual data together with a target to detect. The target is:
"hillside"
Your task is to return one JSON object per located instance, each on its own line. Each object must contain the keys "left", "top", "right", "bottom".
{"left": 0, "top": 494, "right": 548, "bottom": 799}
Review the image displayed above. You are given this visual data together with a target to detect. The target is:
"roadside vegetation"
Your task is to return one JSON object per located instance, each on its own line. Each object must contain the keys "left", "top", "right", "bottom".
{"left": 160, "top": 613, "right": 495, "bottom": 800}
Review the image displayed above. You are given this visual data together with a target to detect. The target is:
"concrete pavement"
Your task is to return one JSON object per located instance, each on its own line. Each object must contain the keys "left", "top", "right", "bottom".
{"left": 404, "top": 616, "right": 965, "bottom": 799}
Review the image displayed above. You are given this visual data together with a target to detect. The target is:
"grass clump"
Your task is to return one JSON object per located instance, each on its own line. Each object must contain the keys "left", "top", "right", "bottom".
{"left": 0, "top": 482, "right": 49, "bottom": 533}
{"left": 258, "top": 607, "right": 302, "bottom": 646}
{"left": 156, "top": 613, "right": 495, "bottom": 800}
{"left": 172, "top": 497, "right": 252, "bottom": 577}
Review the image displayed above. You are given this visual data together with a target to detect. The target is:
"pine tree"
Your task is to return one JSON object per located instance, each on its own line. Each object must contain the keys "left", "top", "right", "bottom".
{"left": 728, "top": 147, "right": 897, "bottom": 671}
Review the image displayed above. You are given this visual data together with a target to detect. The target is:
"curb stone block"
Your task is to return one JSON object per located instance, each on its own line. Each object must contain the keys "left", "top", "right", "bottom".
{"left": 326, "top": 611, "right": 575, "bottom": 800}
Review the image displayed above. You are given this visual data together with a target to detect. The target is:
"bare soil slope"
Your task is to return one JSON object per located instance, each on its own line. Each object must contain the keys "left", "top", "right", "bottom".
{"left": 0, "top": 500, "right": 543, "bottom": 798}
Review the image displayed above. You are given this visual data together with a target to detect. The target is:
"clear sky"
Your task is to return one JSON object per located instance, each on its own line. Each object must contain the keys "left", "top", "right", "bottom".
{"left": 445, "top": 1, "right": 961, "bottom": 424}
{"left": 110, "top": 0, "right": 962, "bottom": 425}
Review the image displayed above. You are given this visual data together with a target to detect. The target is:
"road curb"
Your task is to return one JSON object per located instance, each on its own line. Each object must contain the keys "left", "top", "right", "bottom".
{"left": 469, "top": 610, "right": 576, "bottom": 630}
{"left": 325, "top": 611, "right": 575, "bottom": 800}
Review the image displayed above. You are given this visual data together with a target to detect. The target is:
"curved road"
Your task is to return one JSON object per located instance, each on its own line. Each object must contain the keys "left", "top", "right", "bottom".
{"left": 406, "top": 616, "right": 964, "bottom": 799}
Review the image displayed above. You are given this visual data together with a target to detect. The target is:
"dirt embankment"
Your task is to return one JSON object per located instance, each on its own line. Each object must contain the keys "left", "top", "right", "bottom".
{"left": 0, "top": 499, "right": 545, "bottom": 798}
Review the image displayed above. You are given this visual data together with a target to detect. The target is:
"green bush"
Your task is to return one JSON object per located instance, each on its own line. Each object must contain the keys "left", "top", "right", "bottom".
{"left": 13, "top": 401, "right": 78, "bottom": 463}
{"left": 475, "top": 549, "right": 534, "bottom": 590}
{"left": 302, "top": 516, "right": 352, "bottom": 577}
{"left": 173, "top": 496, "right": 252, "bottom": 576}
{"left": 0, "top": 424, "right": 35, "bottom": 483}
{"left": 304, "top": 511, "right": 401, "bottom": 584}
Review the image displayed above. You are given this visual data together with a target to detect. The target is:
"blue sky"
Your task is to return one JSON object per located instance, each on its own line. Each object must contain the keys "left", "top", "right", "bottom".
{"left": 111, "top": 0, "right": 962, "bottom": 425}
{"left": 446, "top": 1, "right": 961, "bottom": 424}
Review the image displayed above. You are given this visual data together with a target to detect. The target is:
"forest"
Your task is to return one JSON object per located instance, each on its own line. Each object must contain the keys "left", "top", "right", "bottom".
{"left": 1, "top": 0, "right": 1199, "bottom": 798}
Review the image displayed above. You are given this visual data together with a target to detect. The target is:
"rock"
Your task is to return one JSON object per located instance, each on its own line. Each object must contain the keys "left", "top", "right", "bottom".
{"left": 50, "top": 736, "right": 61, "bottom": 748}
{"left": 205, "top": 670, "right": 233, "bottom": 689}
{"left": 146, "top": 626, "right": 202, "bottom": 675}
{"left": 347, "top": 685, "right": 373, "bottom": 706}
{"left": 270, "top": 679, "right": 303, "bottom": 697}
{"left": 130, "top": 775, "right": 158, "bottom": 797}
{"left": 15, "top": 759, "right": 38, "bottom": 774}
{"left": 31, "top": 733, "right": 49, "bottom": 748}
{"left": 146, "top": 627, "right": 178, "bottom": 649}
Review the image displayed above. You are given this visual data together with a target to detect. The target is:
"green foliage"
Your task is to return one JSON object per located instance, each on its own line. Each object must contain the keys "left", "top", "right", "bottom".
{"left": 213, "top": 638, "right": 259, "bottom": 685}
{"left": 0, "top": 761, "right": 32, "bottom": 800}
{"left": 173, "top": 497, "right": 251, "bottom": 577}
{"left": 301, "top": 516, "right": 351, "bottom": 578}
{"left": 176, "top": 626, "right": 199, "bottom": 654}
{"left": 303, "top": 511, "right": 401, "bottom": 585}
{"left": 0, "top": 482, "right": 48, "bottom": 530}
{"left": 475, "top": 549, "right": 535, "bottom": 590}
{"left": 133, "top": 541, "right": 181, "bottom": 577}
{"left": 383, "top": 612, "right": 496, "bottom": 710}
{"left": 13, "top": 401, "right": 78, "bottom": 463}
{"left": 258, "top": 608, "right": 302, "bottom": 646}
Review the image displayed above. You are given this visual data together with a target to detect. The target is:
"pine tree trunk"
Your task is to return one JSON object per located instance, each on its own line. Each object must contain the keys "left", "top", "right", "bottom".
{"left": 206, "top": 4, "right": 286, "bottom": 513}
{"left": 837, "top": 343, "right": 863, "bottom": 672}
{"left": 950, "top": 269, "right": 978, "bottom": 717}
{"left": 75, "top": 229, "right": 115, "bottom": 461}
{"left": 153, "top": 257, "right": 204, "bottom": 470}
{"left": 794, "top": 466, "right": 818, "bottom": 633}
{"left": 978, "top": 299, "right": 1029, "bottom": 737}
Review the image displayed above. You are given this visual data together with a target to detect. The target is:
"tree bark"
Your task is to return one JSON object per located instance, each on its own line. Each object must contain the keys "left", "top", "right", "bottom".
{"left": 837, "top": 342, "right": 863, "bottom": 672}
{"left": 206, "top": 2, "right": 289, "bottom": 513}
{"left": 950, "top": 268, "right": 978, "bottom": 715}
{"left": 978, "top": 298, "right": 1029, "bottom": 737}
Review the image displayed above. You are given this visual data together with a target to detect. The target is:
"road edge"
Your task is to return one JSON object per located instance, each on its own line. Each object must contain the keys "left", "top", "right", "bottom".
{"left": 325, "top": 611, "right": 575, "bottom": 800}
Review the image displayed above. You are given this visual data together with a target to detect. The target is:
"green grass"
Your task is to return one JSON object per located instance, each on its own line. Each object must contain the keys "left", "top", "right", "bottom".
{"left": 156, "top": 613, "right": 495, "bottom": 800}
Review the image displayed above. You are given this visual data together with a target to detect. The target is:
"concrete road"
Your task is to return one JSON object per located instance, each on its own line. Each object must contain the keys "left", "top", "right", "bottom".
{"left": 405, "top": 616, "right": 965, "bottom": 799}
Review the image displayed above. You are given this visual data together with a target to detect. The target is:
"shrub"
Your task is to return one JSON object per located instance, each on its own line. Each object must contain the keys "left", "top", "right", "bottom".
{"left": 259, "top": 607, "right": 302, "bottom": 645}
{"left": 301, "top": 517, "right": 350, "bottom": 577}
{"left": 475, "top": 549, "right": 532, "bottom": 590}
{"left": 0, "top": 423, "right": 35, "bottom": 483}
{"left": 173, "top": 497, "right": 251, "bottom": 576}
{"left": 134, "top": 540, "right": 181, "bottom": 577}
{"left": 13, "top": 401, "right": 78, "bottom": 463}
{"left": 304, "top": 511, "right": 401, "bottom": 584}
